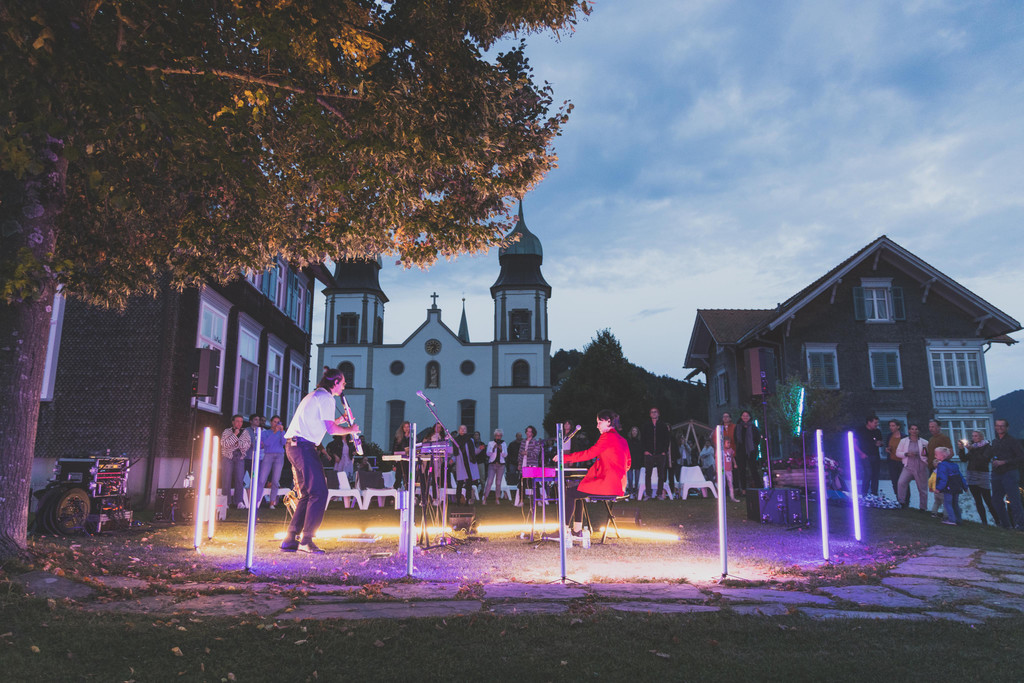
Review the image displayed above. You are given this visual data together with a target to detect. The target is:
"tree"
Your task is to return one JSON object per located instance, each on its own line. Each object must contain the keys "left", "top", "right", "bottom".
{"left": 0, "top": 0, "right": 590, "bottom": 559}
{"left": 544, "top": 330, "right": 648, "bottom": 441}
{"left": 766, "top": 375, "right": 848, "bottom": 461}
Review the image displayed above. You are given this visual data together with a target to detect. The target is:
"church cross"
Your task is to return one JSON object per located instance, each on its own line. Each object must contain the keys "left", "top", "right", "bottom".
{"left": 430, "top": 292, "right": 439, "bottom": 307}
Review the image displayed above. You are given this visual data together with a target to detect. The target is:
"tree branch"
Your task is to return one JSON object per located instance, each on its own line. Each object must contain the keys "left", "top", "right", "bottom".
{"left": 145, "top": 66, "right": 362, "bottom": 103}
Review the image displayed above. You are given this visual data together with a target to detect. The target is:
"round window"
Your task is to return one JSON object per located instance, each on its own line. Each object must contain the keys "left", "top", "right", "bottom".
{"left": 390, "top": 360, "right": 405, "bottom": 375}
{"left": 460, "top": 360, "right": 475, "bottom": 376}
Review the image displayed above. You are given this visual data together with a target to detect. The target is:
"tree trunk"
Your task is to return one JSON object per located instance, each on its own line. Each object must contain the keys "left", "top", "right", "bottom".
{"left": 0, "top": 137, "right": 65, "bottom": 561}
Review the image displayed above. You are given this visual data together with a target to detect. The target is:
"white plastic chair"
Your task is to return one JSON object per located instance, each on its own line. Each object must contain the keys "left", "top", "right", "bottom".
{"left": 361, "top": 471, "right": 400, "bottom": 510}
{"left": 679, "top": 466, "right": 718, "bottom": 500}
{"left": 636, "top": 467, "right": 675, "bottom": 500}
{"left": 328, "top": 471, "right": 367, "bottom": 510}
{"left": 500, "top": 472, "right": 518, "bottom": 502}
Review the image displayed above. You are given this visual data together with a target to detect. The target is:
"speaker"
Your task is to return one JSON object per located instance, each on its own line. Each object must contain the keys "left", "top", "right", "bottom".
{"left": 745, "top": 347, "right": 777, "bottom": 396}
{"left": 746, "top": 487, "right": 805, "bottom": 525}
{"left": 153, "top": 487, "right": 196, "bottom": 523}
{"left": 191, "top": 347, "right": 220, "bottom": 398}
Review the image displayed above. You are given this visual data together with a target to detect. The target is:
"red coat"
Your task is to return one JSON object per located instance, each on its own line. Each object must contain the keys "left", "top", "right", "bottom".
{"left": 563, "top": 430, "right": 631, "bottom": 496}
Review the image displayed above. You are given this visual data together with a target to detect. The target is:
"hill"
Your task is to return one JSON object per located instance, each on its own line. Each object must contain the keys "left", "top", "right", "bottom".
{"left": 993, "top": 389, "right": 1024, "bottom": 439}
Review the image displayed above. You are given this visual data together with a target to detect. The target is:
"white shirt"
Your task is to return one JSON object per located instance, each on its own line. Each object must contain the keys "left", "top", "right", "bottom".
{"left": 284, "top": 388, "right": 337, "bottom": 444}
{"left": 487, "top": 440, "right": 508, "bottom": 464}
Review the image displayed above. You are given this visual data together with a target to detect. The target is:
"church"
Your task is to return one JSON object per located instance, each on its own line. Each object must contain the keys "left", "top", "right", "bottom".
{"left": 317, "top": 204, "right": 553, "bottom": 449}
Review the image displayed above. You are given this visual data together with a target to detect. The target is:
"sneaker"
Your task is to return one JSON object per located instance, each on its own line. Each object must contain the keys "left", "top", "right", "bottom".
{"left": 298, "top": 541, "right": 325, "bottom": 554}
{"left": 236, "top": 502, "right": 246, "bottom": 510}
{"left": 269, "top": 504, "right": 276, "bottom": 510}
{"left": 280, "top": 538, "right": 299, "bottom": 552}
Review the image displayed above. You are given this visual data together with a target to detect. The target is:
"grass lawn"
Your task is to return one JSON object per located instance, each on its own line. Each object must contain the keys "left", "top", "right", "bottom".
{"left": 3, "top": 495, "right": 1024, "bottom": 680}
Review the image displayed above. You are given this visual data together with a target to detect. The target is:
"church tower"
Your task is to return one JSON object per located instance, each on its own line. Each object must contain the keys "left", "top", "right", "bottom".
{"left": 320, "top": 257, "right": 387, "bottom": 393}
{"left": 490, "top": 202, "right": 552, "bottom": 393}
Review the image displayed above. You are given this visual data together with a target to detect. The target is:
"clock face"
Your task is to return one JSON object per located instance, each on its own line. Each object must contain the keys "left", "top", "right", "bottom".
{"left": 425, "top": 338, "right": 442, "bottom": 355}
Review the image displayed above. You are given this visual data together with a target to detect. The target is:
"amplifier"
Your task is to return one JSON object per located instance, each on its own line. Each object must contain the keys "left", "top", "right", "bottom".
{"left": 153, "top": 487, "right": 196, "bottom": 523}
{"left": 746, "top": 487, "right": 806, "bottom": 525}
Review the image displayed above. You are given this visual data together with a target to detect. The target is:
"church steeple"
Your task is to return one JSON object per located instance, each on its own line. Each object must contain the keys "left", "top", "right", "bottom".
{"left": 491, "top": 201, "right": 550, "bottom": 342}
{"left": 458, "top": 297, "right": 470, "bottom": 343}
{"left": 323, "top": 257, "right": 388, "bottom": 345}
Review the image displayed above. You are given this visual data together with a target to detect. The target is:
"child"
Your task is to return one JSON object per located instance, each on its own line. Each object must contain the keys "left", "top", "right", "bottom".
{"left": 934, "top": 446, "right": 966, "bottom": 525}
{"left": 721, "top": 439, "right": 740, "bottom": 502}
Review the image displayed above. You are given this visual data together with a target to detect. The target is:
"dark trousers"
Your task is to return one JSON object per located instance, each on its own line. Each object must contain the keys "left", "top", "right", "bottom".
{"left": 733, "top": 452, "right": 748, "bottom": 491}
{"left": 645, "top": 453, "right": 668, "bottom": 498}
{"left": 285, "top": 438, "right": 328, "bottom": 543}
{"left": 222, "top": 457, "right": 247, "bottom": 506}
{"left": 860, "top": 457, "right": 880, "bottom": 496}
{"left": 566, "top": 486, "right": 590, "bottom": 525}
{"left": 969, "top": 484, "right": 998, "bottom": 525}
{"left": 888, "top": 460, "right": 902, "bottom": 499}
{"left": 991, "top": 469, "right": 1024, "bottom": 529}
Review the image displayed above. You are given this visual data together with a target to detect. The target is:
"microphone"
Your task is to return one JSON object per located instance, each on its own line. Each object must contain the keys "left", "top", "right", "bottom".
{"left": 416, "top": 390, "right": 435, "bottom": 406}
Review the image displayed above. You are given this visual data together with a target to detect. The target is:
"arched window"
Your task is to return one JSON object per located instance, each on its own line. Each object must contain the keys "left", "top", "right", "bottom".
{"left": 512, "top": 359, "right": 530, "bottom": 387}
{"left": 339, "top": 361, "right": 355, "bottom": 387}
{"left": 458, "top": 399, "right": 476, "bottom": 435}
{"left": 425, "top": 361, "right": 440, "bottom": 388}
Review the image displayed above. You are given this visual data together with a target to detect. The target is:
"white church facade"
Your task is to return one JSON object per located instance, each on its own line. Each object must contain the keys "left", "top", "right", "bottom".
{"left": 317, "top": 205, "right": 553, "bottom": 448}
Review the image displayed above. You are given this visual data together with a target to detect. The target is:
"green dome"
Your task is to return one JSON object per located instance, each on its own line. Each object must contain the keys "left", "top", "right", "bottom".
{"left": 500, "top": 202, "right": 543, "bottom": 258}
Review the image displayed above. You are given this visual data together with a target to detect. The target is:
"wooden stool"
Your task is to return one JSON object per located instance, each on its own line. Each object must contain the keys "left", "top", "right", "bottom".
{"left": 583, "top": 494, "right": 627, "bottom": 544}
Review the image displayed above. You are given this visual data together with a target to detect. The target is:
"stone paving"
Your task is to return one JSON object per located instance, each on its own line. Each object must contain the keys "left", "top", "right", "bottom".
{"left": 13, "top": 545, "right": 1024, "bottom": 623}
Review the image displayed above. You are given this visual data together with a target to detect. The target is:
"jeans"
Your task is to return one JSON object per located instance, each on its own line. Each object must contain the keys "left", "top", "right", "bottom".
{"left": 222, "top": 457, "right": 248, "bottom": 506}
{"left": 941, "top": 492, "right": 962, "bottom": 524}
{"left": 991, "top": 469, "right": 1024, "bottom": 529}
{"left": 260, "top": 451, "right": 286, "bottom": 503}
{"left": 285, "top": 438, "right": 328, "bottom": 543}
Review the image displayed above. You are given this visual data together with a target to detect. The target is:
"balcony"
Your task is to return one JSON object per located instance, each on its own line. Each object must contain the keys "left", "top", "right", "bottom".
{"left": 933, "top": 389, "right": 988, "bottom": 409}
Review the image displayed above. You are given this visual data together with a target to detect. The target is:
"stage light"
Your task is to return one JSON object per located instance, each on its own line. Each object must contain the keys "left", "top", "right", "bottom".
{"left": 245, "top": 428, "right": 262, "bottom": 571}
{"left": 194, "top": 427, "right": 212, "bottom": 550}
{"left": 816, "top": 429, "right": 830, "bottom": 561}
{"left": 598, "top": 527, "right": 680, "bottom": 542}
{"left": 795, "top": 386, "right": 805, "bottom": 436}
{"left": 716, "top": 425, "right": 727, "bottom": 577}
{"left": 209, "top": 435, "right": 220, "bottom": 540}
{"left": 846, "top": 431, "right": 862, "bottom": 541}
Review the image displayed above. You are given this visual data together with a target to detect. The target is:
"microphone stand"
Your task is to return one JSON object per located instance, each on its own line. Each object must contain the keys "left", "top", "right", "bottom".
{"left": 416, "top": 393, "right": 462, "bottom": 547}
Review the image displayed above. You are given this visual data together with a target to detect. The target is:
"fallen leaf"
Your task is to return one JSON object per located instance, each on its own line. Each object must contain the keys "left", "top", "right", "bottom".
{"left": 30, "top": 645, "right": 41, "bottom": 653}
{"left": 294, "top": 640, "right": 307, "bottom": 645}
{"left": 171, "top": 647, "right": 183, "bottom": 657}
{"left": 374, "top": 639, "right": 385, "bottom": 647}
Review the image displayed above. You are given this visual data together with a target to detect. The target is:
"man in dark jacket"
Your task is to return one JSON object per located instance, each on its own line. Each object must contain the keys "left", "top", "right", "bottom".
{"left": 990, "top": 419, "right": 1024, "bottom": 529}
{"left": 640, "top": 407, "right": 672, "bottom": 499}
{"left": 733, "top": 410, "right": 762, "bottom": 492}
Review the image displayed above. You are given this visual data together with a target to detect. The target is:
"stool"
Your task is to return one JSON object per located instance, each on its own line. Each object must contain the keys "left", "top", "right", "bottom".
{"left": 582, "top": 494, "right": 627, "bottom": 544}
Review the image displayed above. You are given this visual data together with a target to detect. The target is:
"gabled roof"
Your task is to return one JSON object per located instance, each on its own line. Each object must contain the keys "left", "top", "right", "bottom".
{"left": 684, "top": 309, "right": 773, "bottom": 369}
{"left": 736, "top": 235, "right": 1020, "bottom": 344}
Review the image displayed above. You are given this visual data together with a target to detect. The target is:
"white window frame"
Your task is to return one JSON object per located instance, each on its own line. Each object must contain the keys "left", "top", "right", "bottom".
{"left": 196, "top": 288, "right": 230, "bottom": 412}
{"left": 265, "top": 338, "right": 285, "bottom": 419}
{"left": 275, "top": 262, "right": 288, "bottom": 310}
{"left": 939, "top": 417, "right": 993, "bottom": 447}
{"left": 244, "top": 270, "right": 261, "bottom": 289}
{"left": 805, "top": 343, "right": 839, "bottom": 389}
{"left": 930, "top": 348, "right": 983, "bottom": 389}
{"left": 286, "top": 358, "right": 304, "bottom": 423}
{"left": 861, "top": 277, "right": 893, "bottom": 323}
{"left": 235, "top": 315, "right": 262, "bottom": 416}
{"left": 41, "top": 289, "right": 66, "bottom": 402}
{"left": 868, "top": 343, "right": 903, "bottom": 390}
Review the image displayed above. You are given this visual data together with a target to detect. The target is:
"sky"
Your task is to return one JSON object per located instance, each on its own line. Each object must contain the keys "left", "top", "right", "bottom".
{"left": 315, "top": 0, "right": 1024, "bottom": 398}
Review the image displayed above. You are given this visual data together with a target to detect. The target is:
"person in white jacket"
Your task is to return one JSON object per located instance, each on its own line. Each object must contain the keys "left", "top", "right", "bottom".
{"left": 481, "top": 429, "right": 508, "bottom": 505}
{"left": 896, "top": 424, "right": 930, "bottom": 510}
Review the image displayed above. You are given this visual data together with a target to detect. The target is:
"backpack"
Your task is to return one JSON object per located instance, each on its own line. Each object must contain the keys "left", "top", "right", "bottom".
{"left": 941, "top": 466, "right": 965, "bottom": 494}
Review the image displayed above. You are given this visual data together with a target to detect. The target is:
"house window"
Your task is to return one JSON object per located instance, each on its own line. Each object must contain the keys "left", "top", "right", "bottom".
{"left": 509, "top": 309, "right": 531, "bottom": 340}
{"left": 265, "top": 345, "right": 284, "bottom": 418}
{"left": 853, "top": 279, "right": 905, "bottom": 322}
{"left": 941, "top": 417, "right": 992, "bottom": 445}
{"left": 261, "top": 263, "right": 278, "bottom": 301}
{"left": 337, "top": 314, "right": 359, "bottom": 343}
{"left": 236, "top": 325, "right": 260, "bottom": 416}
{"left": 387, "top": 400, "right": 405, "bottom": 446}
{"left": 339, "top": 361, "right": 355, "bottom": 387}
{"left": 458, "top": 399, "right": 476, "bottom": 435}
{"left": 425, "top": 361, "right": 440, "bottom": 388}
{"left": 286, "top": 360, "right": 303, "bottom": 423}
{"left": 930, "top": 350, "right": 982, "bottom": 388}
{"left": 512, "top": 359, "right": 530, "bottom": 387}
{"left": 295, "top": 283, "right": 306, "bottom": 329}
{"left": 197, "top": 291, "right": 229, "bottom": 411}
{"left": 275, "top": 262, "right": 287, "bottom": 310}
{"left": 805, "top": 343, "right": 839, "bottom": 389}
{"left": 715, "top": 370, "right": 730, "bottom": 406}
{"left": 869, "top": 345, "right": 902, "bottom": 389}
{"left": 244, "top": 270, "right": 260, "bottom": 288}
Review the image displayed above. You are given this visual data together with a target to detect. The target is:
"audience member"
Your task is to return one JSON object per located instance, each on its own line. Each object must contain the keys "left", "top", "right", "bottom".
{"left": 989, "top": 419, "right": 1024, "bottom": 529}
{"left": 896, "top": 424, "right": 929, "bottom": 510}
{"left": 934, "top": 446, "right": 966, "bottom": 525}
{"left": 959, "top": 430, "right": 998, "bottom": 525}
{"left": 733, "top": 410, "right": 762, "bottom": 492}
{"left": 927, "top": 419, "right": 953, "bottom": 516}
{"left": 221, "top": 414, "right": 251, "bottom": 509}
{"left": 854, "top": 414, "right": 883, "bottom": 496}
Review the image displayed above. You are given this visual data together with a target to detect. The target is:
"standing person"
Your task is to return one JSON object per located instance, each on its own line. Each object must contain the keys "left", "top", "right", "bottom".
{"left": 482, "top": 429, "right": 508, "bottom": 505}
{"left": 640, "top": 407, "right": 671, "bottom": 500}
{"left": 557, "top": 409, "right": 630, "bottom": 537}
{"left": 698, "top": 439, "right": 716, "bottom": 485}
{"left": 885, "top": 420, "right": 904, "bottom": 499}
{"left": 713, "top": 412, "right": 736, "bottom": 446}
{"left": 220, "top": 415, "right": 251, "bottom": 509}
{"left": 854, "top": 415, "right": 883, "bottom": 497}
{"left": 934, "top": 447, "right": 967, "bottom": 525}
{"left": 720, "top": 438, "right": 739, "bottom": 502}
{"left": 517, "top": 425, "right": 543, "bottom": 506}
{"left": 733, "top": 410, "right": 762, "bottom": 492}
{"left": 959, "top": 430, "right": 998, "bottom": 525}
{"left": 280, "top": 368, "right": 360, "bottom": 554}
{"left": 926, "top": 420, "right": 953, "bottom": 516}
{"left": 989, "top": 419, "right": 1024, "bottom": 530}
{"left": 896, "top": 424, "right": 930, "bottom": 510}
{"left": 452, "top": 425, "right": 480, "bottom": 505}
{"left": 626, "top": 426, "right": 643, "bottom": 498}
{"left": 260, "top": 415, "right": 287, "bottom": 509}
{"left": 505, "top": 432, "right": 523, "bottom": 488}
{"left": 392, "top": 421, "right": 411, "bottom": 490}
{"left": 246, "top": 414, "right": 264, "bottom": 472}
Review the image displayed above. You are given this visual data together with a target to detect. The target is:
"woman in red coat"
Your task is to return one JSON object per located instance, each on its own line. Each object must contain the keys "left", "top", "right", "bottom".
{"left": 559, "top": 409, "right": 631, "bottom": 535}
